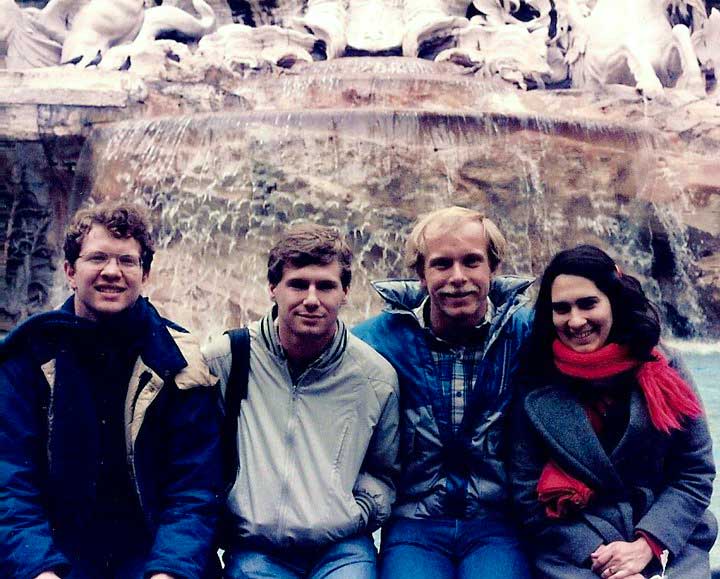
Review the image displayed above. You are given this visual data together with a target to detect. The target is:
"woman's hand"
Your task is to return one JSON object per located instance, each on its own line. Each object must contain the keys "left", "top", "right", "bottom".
{"left": 590, "top": 537, "right": 653, "bottom": 578}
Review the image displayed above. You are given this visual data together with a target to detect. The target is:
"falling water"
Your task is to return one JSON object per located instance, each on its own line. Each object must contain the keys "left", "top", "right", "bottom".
{"left": 57, "top": 103, "right": 712, "bottom": 342}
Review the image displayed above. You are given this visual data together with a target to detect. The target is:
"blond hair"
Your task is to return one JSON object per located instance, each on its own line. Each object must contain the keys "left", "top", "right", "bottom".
{"left": 405, "top": 206, "right": 506, "bottom": 275}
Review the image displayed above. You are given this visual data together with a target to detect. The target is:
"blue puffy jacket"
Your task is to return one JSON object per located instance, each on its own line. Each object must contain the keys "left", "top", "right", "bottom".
{"left": 0, "top": 297, "right": 223, "bottom": 579}
{"left": 353, "top": 276, "right": 533, "bottom": 519}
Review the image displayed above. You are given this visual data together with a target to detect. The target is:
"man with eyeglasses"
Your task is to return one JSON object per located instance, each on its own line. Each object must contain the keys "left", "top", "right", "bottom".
{"left": 0, "top": 202, "right": 223, "bottom": 579}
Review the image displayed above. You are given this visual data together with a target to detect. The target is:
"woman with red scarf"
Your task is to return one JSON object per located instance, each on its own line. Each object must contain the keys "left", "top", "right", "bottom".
{"left": 511, "top": 245, "right": 716, "bottom": 579}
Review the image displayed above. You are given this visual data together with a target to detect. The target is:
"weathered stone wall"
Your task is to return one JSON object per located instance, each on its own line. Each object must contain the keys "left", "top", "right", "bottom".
{"left": 0, "top": 136, "right": 83, "bottom": 327}
{"left": 0, "top": 60, "right": 718, "bottom": 340}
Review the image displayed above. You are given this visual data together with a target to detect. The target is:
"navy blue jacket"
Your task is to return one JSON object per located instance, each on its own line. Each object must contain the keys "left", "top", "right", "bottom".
{"left": 0, "top": 297, "right": 223, "bottom": 579}
{"left": 353, "top": 276, "right": 533, "bottom": 519}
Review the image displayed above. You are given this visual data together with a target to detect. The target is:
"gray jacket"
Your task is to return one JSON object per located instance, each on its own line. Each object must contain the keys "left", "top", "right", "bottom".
{"left": 203, "top": 312, "right": 400, "bottom": 548}
{"left": 511, "top": 351, "right": 717, "bottom": 578}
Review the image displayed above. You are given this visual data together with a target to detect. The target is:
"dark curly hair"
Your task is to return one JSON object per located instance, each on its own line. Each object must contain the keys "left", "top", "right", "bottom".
{"left": 267, "top": 224, "right": 352, "bottom": 289}
{"left": 530, "top": 245, "right": 661, "bottom": 375}
{"left": 63, "top": 201, "right": 155, "bottom": 274}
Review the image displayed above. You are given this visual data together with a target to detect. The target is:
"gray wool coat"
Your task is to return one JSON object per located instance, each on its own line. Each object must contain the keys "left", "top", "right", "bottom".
{"left": 511, "top": 357, "right": 716, "bottom": 579}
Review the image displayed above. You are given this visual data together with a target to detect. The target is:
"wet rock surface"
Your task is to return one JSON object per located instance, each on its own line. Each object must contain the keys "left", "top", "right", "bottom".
{"left": 0, "top": 58, "right": 718, "bottom": 338}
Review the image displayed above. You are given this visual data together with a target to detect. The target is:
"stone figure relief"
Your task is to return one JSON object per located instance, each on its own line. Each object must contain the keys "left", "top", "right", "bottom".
{"left": 564, "top": 0, "right": 709, "bottom": 100}
{"left": 692, "top": 7, "right": 720, "bottom": 85}
{"left": 61, "top": 0, "right": 217, "bottom": 67}
{"left": 0, "top": 0, "right": 89, "bottom": 68}
{"left": 401, "top": 0, "right": 468, "bottom": 57}
{"left": 345, "top": 0, "right": 403, "bottom": 54}
{"left": 435, "top": 0, "right": 557, "bottom": 89}
{"left": 0, "top": 0, "right": 217, "bottom": 70}
{"left": 95, "top": 0, "right": 216, "bottom": 73}
{"left": 197, "top": 22, "right": 317, "bottom": 70}
{"left": 0, "top": 0, "right": 718, "bottom": 100}
{"left": 60, "top": 0, "right": 146, "bottom": 66}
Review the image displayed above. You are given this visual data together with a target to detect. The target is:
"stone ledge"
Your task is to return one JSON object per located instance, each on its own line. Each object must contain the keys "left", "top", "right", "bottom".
{"left": 0, "top": 69, "right": 146, "bottom": 107}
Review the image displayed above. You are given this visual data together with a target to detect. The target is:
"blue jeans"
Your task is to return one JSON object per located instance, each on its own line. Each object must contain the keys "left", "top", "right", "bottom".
{"left": 223, "top": 534, "right": 377, "bottom": 579}
{"left": 379, "top": 516, "right": 531, "bottom": 579}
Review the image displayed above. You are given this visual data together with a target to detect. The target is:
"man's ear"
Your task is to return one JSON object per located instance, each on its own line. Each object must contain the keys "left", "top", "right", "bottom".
{"left": 418, "top": 268, "right": 427, "bottom": 288}
{"left": 415, "top": 260, "right": 426, "bottom": 287}
{"left": 268, "top": 284, "right": 277, "bottom": 302}
{"left": 64, "top": 261, "right": 77, "bottom": 290}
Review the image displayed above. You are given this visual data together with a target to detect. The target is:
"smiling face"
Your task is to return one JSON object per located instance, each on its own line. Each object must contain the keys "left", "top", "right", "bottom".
{"left": 420, "top": 219, "right": 494, "bottom": 337}
{"left": 64, "top": 224, "right": 148, "bottom": 321}
{"left": 270, "top": 260, "right": 348, "bottom": 352}
{"left": 551, "top": 274, "right": 613, "bottom": 353}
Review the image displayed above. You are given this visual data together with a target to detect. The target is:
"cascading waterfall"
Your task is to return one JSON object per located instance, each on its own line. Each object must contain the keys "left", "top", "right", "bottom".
{"left": 58, "top": 104, "right": 709, "bottom": 341}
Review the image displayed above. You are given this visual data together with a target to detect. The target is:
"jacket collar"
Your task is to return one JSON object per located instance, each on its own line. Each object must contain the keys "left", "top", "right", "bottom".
{"left": 372, "top": 276, "right": 533, "bottom": 348}
{"left": 3, "top": 295, "right": 188, "bottom": 380}
{"left": 371, "top": 275, "right": 534, "bottom": 314}
{"left": 258, "top": 306, "right": 348, "bottom": 374}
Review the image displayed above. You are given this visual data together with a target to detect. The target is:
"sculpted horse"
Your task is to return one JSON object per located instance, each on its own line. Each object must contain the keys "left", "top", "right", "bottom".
{"left": 564, "top": 0, "right": 707, "bottom": 98}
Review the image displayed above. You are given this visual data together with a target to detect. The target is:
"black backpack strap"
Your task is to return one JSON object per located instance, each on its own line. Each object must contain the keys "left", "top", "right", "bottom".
{"left": 225, "top": 327, "right": 251, "bottom": 411}
{"left": 221, "top": 327, "right": 250, "bottom": 487}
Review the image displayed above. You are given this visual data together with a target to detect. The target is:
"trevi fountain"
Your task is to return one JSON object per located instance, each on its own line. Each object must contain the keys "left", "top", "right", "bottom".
{"left": 1, "top": 0, "right": 720, "bottom": 569}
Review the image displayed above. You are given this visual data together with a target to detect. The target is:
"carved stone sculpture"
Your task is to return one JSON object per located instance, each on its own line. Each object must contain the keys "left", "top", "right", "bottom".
{"left": 60, "top": 0, "right": 146, "bottom": 66}
{"left": 290, "top": 0, "right": 346, "bottom": 59}
{"left": 2, "top": 0, "right": 718, "bottom": 100}
{"left": 692, "top": 7, "right": 720, "bottom": 81}
{"left": 565, "top": 0, "right": 708, "bottom": 99}
{"left": 93, "top": 0, "right": 215, "bottom": 73}
{"left": 436, "top": 0, "right": 556, "bottom": 88}
{"left": 1, "top": 0, "right": 86, "bottom": 68}
{"left": 345, "top": 0, "right": 403, "bottom": 54}
{"left": 198, "top": 23, "right": 316, "bottom": 69}
{"left": 401, "top": 0, "right": 468, "bottom": 57}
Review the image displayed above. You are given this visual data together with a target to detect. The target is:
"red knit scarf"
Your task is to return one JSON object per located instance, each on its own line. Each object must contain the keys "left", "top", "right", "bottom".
{"left": 552, "top": 340, "right": 703, "bottom": 434}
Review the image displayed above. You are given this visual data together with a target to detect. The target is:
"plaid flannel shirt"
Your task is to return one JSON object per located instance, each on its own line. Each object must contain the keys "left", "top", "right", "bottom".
{"left": 413, "top": 298, "right": 494, "bottom": 432}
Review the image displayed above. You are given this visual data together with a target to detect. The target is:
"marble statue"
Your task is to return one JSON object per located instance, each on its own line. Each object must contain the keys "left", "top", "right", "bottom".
{"left": 60, "top": 0, "right": 146, "bottom": 66}
{"left": 197, "top": 23, "right": 317, "bottom": 70}
{"left": 93, "top": 0, "right": 215, "bottom": 73}
{"left": 564, "top": 0, "right": 708, "bottom": 99}
{"left": 435, "top": 0, "right": 557, "bottom": 88}
{"left": 0, "top": 0, "right": 716, "bottom": 99}
{"left": 345, "top": 0, "right": 403, "bottom": 54}
{"left": 0, "top": 0, "right": 216, "bottom": 70}
{"left": 290, "top": 0, "right": 347, "bottom": 59}
{"left": 1, "top": 0, "right": 86, "bottom": 68}
{"left": 62, "top": 0, "right": 216, "bottom": 68}
{"left": 401, "top": 0, "right": 468, "bottom": 57}
{"left": 692, "top": 7, "right": 720, "bottom": 81}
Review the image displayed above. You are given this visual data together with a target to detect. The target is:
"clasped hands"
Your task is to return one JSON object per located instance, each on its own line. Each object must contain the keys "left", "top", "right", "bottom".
{"left": 591, "top": 537, "right": 654, "bottom": 579}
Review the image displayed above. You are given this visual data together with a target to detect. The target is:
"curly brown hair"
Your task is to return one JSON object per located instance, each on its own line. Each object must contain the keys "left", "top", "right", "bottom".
{"left": 63, "top": 201, "right": 155, "bottom": 274}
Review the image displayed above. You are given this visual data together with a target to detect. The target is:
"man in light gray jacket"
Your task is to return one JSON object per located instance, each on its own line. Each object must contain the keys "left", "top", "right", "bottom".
{"left": 203, "top": 224, "right": 400, "bottom": 579}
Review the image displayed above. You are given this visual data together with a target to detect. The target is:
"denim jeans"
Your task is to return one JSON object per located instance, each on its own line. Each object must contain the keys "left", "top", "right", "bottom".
{"left": 379, "top": 516, "right": 531, "bottom": 579}
{"left": 223, "top": 534, "right": 377, "bottom": 579}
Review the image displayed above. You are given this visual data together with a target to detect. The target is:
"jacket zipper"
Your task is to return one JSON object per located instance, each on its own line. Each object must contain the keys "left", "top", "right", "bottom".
{"left": 129, "top": 370, "right": 153, "bottom": 516}
{"left": 276, "top": 373, "right": 300, "bottom": 543}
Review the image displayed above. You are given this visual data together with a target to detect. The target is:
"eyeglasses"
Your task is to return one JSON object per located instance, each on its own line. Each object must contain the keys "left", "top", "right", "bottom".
{"left": 78, "top": 252, "right": 142, "bottom": 271}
